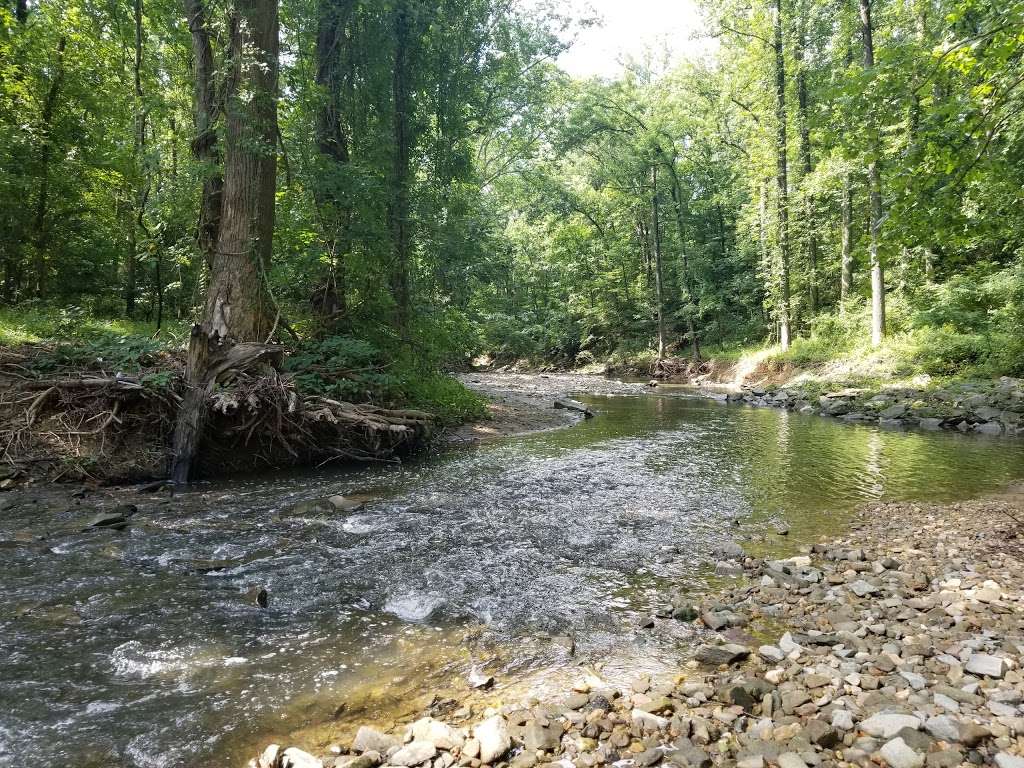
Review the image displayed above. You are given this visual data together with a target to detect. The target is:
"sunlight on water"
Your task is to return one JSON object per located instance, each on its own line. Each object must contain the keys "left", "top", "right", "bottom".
{"left": 1, "top": 391, "right": 1023, "bottom": 766}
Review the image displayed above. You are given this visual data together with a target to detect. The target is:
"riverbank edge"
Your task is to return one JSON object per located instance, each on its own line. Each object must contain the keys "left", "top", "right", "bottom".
{"left": 252, "top": 487, "right": 1024, "bottom": 768}
{"left": 475, "top": 357, "right": 1024, "bottom": 440}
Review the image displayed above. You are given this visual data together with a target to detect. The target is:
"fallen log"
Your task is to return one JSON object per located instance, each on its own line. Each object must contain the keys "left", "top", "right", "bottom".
{"left": 554, "top": 397, "right": 594, "bottom": 418}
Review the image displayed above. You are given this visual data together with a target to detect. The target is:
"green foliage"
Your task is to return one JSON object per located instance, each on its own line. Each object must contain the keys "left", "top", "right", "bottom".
{"left": 391, "top": 371, "right": 487, "bottom": 426}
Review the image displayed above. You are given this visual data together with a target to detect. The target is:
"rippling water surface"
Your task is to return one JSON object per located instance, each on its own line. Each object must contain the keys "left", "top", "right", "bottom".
{"left": 2, "top": 390, "right": 1024, "bottom": 766}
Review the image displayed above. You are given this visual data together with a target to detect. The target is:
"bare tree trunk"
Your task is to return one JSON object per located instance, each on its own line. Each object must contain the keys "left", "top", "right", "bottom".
{"left": 32, "top": 35, "right": 67, "bottom": 299}
{"left": 126, "top": 0, "right": 146, "bottom": 318}
{"left": 15, "top": 0, "right": 27, "bottom": 23}
{"left": 184, "top": 0, "right": 222, "bottom": 266}
{"left": 171, "top": 0, "right": 280, "bottom": 484}
{"left": 313, "top": 0, "right": 356, "bottom": 324}
{"left": 840, "top": 173, "right": 854, "bottom": 302}
{"left": 773, "top": 0, "right": 792, "bottom": 350}
{"left": 651, "top": 165, "right": 666, "bottom": 360}
{"left": 860, "top": 0, "right": 886, "bottom": 345}
{"left": 389, "top": 2, "right": 413, "bottom": 336}
{"left": 667, "top": 165, "right": 700, "bottom": 362}
{"left": 794, "top": 2, "right": 818, "bottom": 316}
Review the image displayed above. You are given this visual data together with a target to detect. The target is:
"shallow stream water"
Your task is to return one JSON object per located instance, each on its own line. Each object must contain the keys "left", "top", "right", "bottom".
{"left": 3, "top": 387, "right": 1024, "bottom": 767}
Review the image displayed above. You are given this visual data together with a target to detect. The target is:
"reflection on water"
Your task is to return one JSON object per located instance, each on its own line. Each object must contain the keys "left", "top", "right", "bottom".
{"left": 2, "top": 392, "right": 1023, "bottom": 766}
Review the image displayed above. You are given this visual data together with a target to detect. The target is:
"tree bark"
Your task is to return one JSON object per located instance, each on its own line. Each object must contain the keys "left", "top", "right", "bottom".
{"left": 840, "top": 173, "right": 854, "bottom": 302}
{"left": 860, "top": 0, "right": 886, "bottom": 345}
{"left": 794, "top": 1, "right": 818, "bottom": 315}
{"left": 773, "top": 0, "right": 792, "bottom": 350}
{"left": 31, "top": 35, "right": 67, "bottom": 299}
{"left": 313, "top": 0, "right": 356, "bottom": 324}
{"left": 171, "top": 0, "right": 280, "bottom": 484}
{"left": 389, "top": 1, "right": 413, "bottom": 336}
{"left": 126, "top": 0, "right": 146, "bottom": 318}
{"left": 650, "top": 165, "right": 666, "bottom": 360}
{"left": 667, "top": 164, "right": 700, "bottom": 362}
{"left": 184, "top": 0, "right": 222, "bottom": 266}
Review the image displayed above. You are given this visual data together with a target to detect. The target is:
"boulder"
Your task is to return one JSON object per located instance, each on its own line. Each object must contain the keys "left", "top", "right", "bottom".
{"left": 281, "top": 748, "right": 324, "bottom": 768}
{"left": 389, "top": 741, "right": 437, "bottom": 767}
{"left": 353, "top": 727, "right": 401, "bottom": 755}
{"left": 407, "top": 718, "right": 465, "bottom": 751}
{"left": 474, "top": 716, "right": 511, "bottom": 764}
{"left": 695, "top": 643, "right": 749, "bottom": 666}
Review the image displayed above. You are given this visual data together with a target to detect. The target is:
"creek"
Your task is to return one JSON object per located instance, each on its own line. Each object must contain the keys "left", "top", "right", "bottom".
{"left": 2, "top": 383, "right": 1023, "bottom": 767}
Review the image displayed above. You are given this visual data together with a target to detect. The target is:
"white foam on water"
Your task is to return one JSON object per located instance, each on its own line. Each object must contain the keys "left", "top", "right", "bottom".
{"left": 383, "top": 591, "right": 445, "bottom": 622}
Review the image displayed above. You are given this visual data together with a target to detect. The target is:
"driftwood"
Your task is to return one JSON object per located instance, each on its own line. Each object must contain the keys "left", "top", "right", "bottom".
{"left": 554, "top": 397, "right": 594, "bottom": 418}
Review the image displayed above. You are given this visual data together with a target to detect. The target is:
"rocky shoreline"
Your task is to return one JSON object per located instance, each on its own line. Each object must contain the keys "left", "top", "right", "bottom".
{"left": 248, "top": 487, "right": 1024, "bottom": 768}
{"left": 707, "top": 378, "right": 1024, "bottom": 438}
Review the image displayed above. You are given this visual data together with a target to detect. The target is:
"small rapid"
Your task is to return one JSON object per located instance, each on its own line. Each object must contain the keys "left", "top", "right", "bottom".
{"left": 2, "top": 385, "right": 1023, "bottom": 766}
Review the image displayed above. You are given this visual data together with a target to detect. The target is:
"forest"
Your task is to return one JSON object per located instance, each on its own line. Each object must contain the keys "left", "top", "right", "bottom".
{"left": 0, "top": 0, "right": 1023, "bottom": 478}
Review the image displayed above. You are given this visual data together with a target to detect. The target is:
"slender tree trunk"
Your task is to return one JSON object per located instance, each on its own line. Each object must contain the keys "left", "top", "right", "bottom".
{"left": 184, "top": 0, "right": 222, "bottom": 266}
{"left": 126, "top": 0, "right": 146, "bottom": 318}
{"left": 840, "top": 173, "right": 854, "bottom": 302}
{"left": 389, "top": 2, "right": 413, "bottom": 336}
{"left": 650, "top": 165, "right": 666, "bottom": 360}
{"left": 15, "top": 0, "right": 27, "bottom": 23}
{"left": 773, "top": 0, "right": 792, "bottom": 350}
{"left": 860, "top": 0, "right": 885, "bottom": 345}
{"left": 32, "top": 35, "right": 67, "bottom": 299}
{"left": 794, "top": 3, "right": 818, "bottom": 315}
{"left": 171, "top": 0, "right": 280, "bottom": 484}
{"left": 668, "top": 166, "right": 700, "bottom": 362}
{"left": 313, "top": 0, "right": 356, "bottom": 324}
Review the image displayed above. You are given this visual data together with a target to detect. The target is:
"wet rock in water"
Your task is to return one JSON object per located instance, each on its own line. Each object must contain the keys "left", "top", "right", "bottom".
{"left": 328, "top": 495, "right": 365, "bottom": 512}
{"left": 714, "top": 561, "right": 744, "bottom": 577}
{"left": 389, "top": 741, "right": 437, "bottom": 767}
{"left": 245, "top": 585, "right": 269, "bottom": 608}
{"left": 637, "top": 615, "right": 656, "bottom": 629}
{"left": 281, "top": 747, "right": 324, "bottom": 768}
{"left": 353, "top": 727, "right": 401, "bottom": 755}
{"left": 713, "top": 541, "right": 745, "bottom": 559}
{"left": 551, "top": 635, "right": 576, "bottom": 655}
{"left": 695, "top": 643, "right": 749, "bottom": 666}
{"left": 553, "top": 398, "right": 594, "bottom": 418}
{"left": 468, "top": 668, "right": 494, "bottom": 690}
{"left": 283, "top": 498, "right": 337, "bottom": 517}
{"left": 82, "top": 508, "right": 134, "bottom": 531}
{"left": 473, "top": 715, "right": 511, "bottom": 763}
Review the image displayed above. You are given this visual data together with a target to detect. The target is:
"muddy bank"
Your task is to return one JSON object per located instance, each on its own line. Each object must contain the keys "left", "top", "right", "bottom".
{"left": 249, "top": 483, "right": 1024, "bottom": 768}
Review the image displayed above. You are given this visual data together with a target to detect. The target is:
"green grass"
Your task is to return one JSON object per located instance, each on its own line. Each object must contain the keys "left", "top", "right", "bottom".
{"left": 0, "top": 306, "right": 183, "bottom": 347}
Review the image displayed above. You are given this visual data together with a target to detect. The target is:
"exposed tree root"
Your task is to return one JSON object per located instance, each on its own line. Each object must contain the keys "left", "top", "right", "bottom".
{"left": 0, "top": 344, "right": 434, "bottom": 485}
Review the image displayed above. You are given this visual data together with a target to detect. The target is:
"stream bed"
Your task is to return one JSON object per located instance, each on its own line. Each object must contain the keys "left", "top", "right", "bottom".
{"left": 3, "top": 385, "right": 1024, "bottom": 767}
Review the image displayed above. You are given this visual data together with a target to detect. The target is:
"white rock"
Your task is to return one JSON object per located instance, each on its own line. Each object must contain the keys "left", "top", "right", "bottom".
{"left": 407, "top": 718, "right": 465, "bottom": 751}
{"left": 462, "top": 739, "right": 480, "bottom": 759}
{"left": 779, "top": 633, "right": 803, "bottom": 655}
{"left": 282, "top": 748, "right": 324, "bottom": 768}
{"left": 390, "top": 741, "right": 437, "bottom": 767}
{"left": 966, "top": 653, "right": 1006, "bottom": 679}
{"left": 259, "top": 745, "right": 282, "bottom": 768}
{"left": 994, "top": 754, "right": 1024, "bottom": 768}
{"left": 899, "top": 669, "right": 927, "bottom": 691}
{"left": 354, "top": 727, "right": 401, "bottom": 754}
{"left": 860, "top": 712, "right": 922, "bottom": 739}
{"left": 777, "top": 752, "right": 807, "bottom": 768}
{"left": 879, "top": 738, "right": 924, "bottom": 768}
{"left": 933, "top": 692, "right": 960, "bottom": 713}
{"left": 738, "top": 756, "right": 765, "bottom": 768}
{"left": 474, "top": 716, "right": 511, "bottom": 764}
{"left": 632, "top": 708, "right": 669, "bottom": 730}
{"left": 831, "top": 710, "right": 855, "bottom": 731}
{"left": 759, "top": 645, "right": 785, "bottom": 663}
{"left": 924, "top": 715, "right": 961, "bottom": 743}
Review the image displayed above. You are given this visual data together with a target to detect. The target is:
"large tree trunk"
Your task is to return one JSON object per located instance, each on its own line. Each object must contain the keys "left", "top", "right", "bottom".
{"left": 184, "top": 0, "right": 222, "bottom": 266}
{"left": 794, "top": 2, "right": 818, "bottom": 316}
{"left": 313, "top": 0, "right": 356, "bottom": 324}
{"left": 773, "top": 0, "right": 792, "bottom": 350}
{"left": 860, "top": 0, "right": 886, "bottom": 345}
{"left": 171, "top": 0, "right": 280, "bottom": 484}
{"left": 32, "top": 35, "right": 67, "bottom": 299}
{"left": 650, "top": 165, "right": 666, "bottom": 360}
{"left": 389, "top": 2, "right": 413, "bottom": 336}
